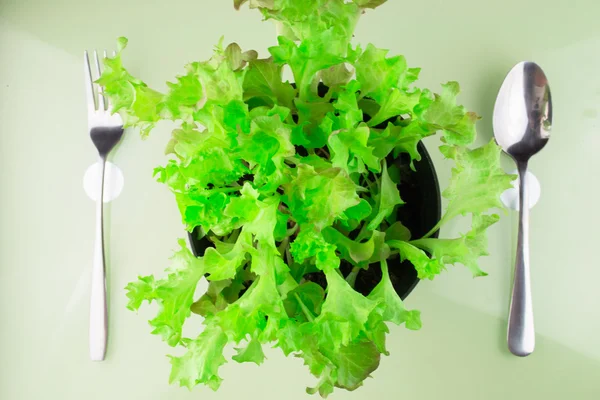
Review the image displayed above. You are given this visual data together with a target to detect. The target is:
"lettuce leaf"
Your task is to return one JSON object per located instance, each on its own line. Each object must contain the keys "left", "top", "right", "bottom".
{"left": 412, "top": 214, "right": 500, "bottom": 277}
{"left": 366, "top": 161, "right": 404, "bottom": 230}
{"left": 283, "top": 164, "right": 360, "bottom": 229}
{"left": 418, "top": 82, "right": 478, "bottom": 145}
{"left": 125, "top": 240, "right": 206, "bottom": 346}
{"left": 368, "top": 260, "right": 422, "bottom": 329}
{"left": 168, "top": 325, "right": 228, "bottom": 390}
{"left": 425, "top": 139, "right": 516, "bottom": 237}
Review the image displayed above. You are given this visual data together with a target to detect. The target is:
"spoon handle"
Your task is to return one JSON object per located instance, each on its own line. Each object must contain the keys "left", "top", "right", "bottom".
{"left": 507, "top": 161, "right": 535, "bottom": 356}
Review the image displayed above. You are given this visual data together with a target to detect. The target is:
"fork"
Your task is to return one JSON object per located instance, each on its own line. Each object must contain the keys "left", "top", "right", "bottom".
{"left": 84, "top": 50, "right": 124, "bottom": 361}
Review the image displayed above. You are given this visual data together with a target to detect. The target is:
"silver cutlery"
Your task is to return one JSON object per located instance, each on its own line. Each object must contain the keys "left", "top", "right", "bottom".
{"left": 493, "top": 61, "right": 552, "bottom": 357}
{"left": 84, "top": 50, "right": 124, "bottom": 361}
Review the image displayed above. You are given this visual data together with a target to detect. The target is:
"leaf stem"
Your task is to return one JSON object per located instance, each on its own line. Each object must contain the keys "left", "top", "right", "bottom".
{"left": 285, "top": 156, "right": 301, "bottom": 166}
{"left": 286, "top": 223, "right": 299, "bottom": 237}
{"left": 421, "top": 216, "right": 445, "bottom": 239}
{"left": 362, "top": 175, "right": 374, "bottom": 190}
{"left": 380, "top": 259, "right": 389, "bottom": 276}
{"left": 294, "top": 293, "right": 315, "bottom": 322}
{"left": 277, "top": 237, "right": 290, "bottom": 257}
{"left": 355, "top": 223, "right": 371, "bottom": 242}
{"left": 316, "top": 147, "right": 330, "bottom": 159}
{"left": 226, "top": 229, "right": 241, "bottom": 244}
{"left": 345, "top": 266, "right": 360, "bottom": 288}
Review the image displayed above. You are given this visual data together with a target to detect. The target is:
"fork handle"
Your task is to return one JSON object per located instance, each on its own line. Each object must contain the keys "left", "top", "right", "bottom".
{"left": 90, "top": 157, "right": 108, "bottom": 361}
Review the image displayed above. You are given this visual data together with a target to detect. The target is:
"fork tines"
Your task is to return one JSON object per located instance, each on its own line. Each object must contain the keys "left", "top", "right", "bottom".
{"left": 84, "top": 50, "right": 117, "bottom": 114}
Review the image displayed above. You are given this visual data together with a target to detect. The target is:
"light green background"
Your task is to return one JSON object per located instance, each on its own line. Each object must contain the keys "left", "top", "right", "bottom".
{"left": 1, "top": 0, "right": 599, "bottom": 399}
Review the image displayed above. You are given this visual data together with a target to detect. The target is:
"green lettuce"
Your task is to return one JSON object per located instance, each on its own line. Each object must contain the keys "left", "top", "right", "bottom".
{"left": 104, "top": 0, "right": 515, "bottom": 396}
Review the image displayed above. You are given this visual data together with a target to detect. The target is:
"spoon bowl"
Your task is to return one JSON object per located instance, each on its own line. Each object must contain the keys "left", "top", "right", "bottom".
{"left": 494, "top": 62, "right": 552, "bottom": 162}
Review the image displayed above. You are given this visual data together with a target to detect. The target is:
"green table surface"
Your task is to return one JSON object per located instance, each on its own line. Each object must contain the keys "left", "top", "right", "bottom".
{"left": 1, "top": 0, "right": 599, "bottom": 399}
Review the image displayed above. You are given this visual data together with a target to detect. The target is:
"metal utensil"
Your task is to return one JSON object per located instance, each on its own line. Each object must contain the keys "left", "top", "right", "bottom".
{"left": 493, "top": 61, "right": 552, "bottom": 357}
{"left": 84, "top": 50, "right": 124, "bottom": 361}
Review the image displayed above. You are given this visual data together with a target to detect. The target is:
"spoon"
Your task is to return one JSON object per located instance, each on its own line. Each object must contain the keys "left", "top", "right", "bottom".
{"left": 493, "top": 61, "right": 552, "bottom": 357}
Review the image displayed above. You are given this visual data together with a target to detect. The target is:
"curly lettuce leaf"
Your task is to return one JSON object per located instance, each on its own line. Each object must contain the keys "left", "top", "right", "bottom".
{"left": 418, "top": 82, "right": 478, "bottom": 146}
{"left": 411, "top": 214, "right": 499, "bottom": 277}
{"left": 125, "top": 275, "right": 157, "bottom": 311}
{"left": 203, "top": 230, "right": 253, "bottom": 281}
{"left": 243, "top": 57, "right": 296, "bottom": 109}
{"left": 237, "top": 112, "right": 295, "bottom": 184}
{"left": 387, "top": 240, "right": 444, "bottom": 280}
{"left": 190, "top": 279, "right": 232, "bottom": 317}
{"left": 98, "top": 38, "right": 165, "bottom": 135}
{"left": 389, "top": 213, "right": 500, "bottom": 279}
{"left": 125, "top": 239, "right": 206, "bottom": 346}
{"left": 322, "top": 228, "right": 390, "bottom": 266}
{"left": 189, "top": 41, "right": 245, "bottom": 108}
{"left": 313, "top": 269, "right": 377, "bottom": 349}
{"left": 319, "top": 63, "right": 354, "bottom": 88}
{"left": 326, "top": 82, "right": 380, "bottom": 175}
{"left": 257, "top": 0, "right": 365, "bottom": 44}
{"left": 328, "top": 123, "right": 380, "bottom": 175}
{"left": 284, "top": 164, "right": 360, "bottom": 229}
{"left": 215, "top": 246, "right": 291, "bottom": 343}
{"left": 320, "top": 341, "right": 380, "bottom": 391}
{"left": 367, "top": 260, "right": 422, "bottom": 329}
{"left": 368, "top": 123, "right": 433, "bottom": 170}
{"left": 283, "top": 282, "right": 325, "bottom": 321}
{"left": 354, "top": 44, "right": 419, "bottom": 104}
{"left": 299, "top": 270, "right": 390, "bottom": 395}
{"left": 168, "top": 325, "right": 228, "bottom": 390}
{"left": 290, "top": 227, "right": 340, "bottom": 272}
{"left": 242, "top": 196, "right": 280, "bottom": 247}
{"left": 366, "top": 161, "right": 404, "bottom": 230}
{"left": 232, "top": 338, "right": 266, "bottom": 365}
{"left": 223, "top": 182, "right": 261, "bottom": 224}
{"left": 425, "top": 139, "right": 515, "bottom": 236}
{"left": 367, "top": 88, "right": 423, "bottom": 127}
{"left": 384, "top": 221, "right": 411, "bottom": 242}
{"left": 269, "top": 33, "right": 345, "bottom": 100}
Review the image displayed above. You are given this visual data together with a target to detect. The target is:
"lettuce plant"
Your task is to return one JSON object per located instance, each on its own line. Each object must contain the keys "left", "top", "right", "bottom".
{"left": 100, "top": 0, "right": 514, "bottom": 396}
